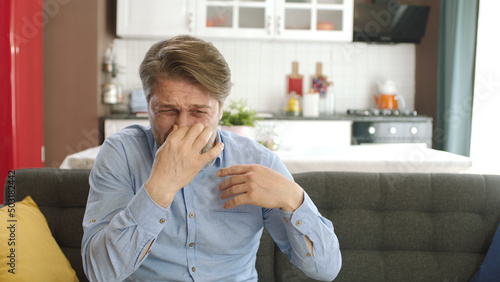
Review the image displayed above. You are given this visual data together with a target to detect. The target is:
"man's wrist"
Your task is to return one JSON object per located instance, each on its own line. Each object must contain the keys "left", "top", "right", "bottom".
{"left": 280, "top": 185, "right": 304, "bottom": 212}
{"left": 144, "top": 180, "right": 177, "bottom": 209}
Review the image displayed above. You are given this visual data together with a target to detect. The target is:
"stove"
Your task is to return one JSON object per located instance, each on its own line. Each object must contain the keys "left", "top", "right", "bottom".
{"left": 347, "top": 109, "right": 418, "bottom": 117}
{"left": 347, "top": 109, "right": 432, "bottom": 147}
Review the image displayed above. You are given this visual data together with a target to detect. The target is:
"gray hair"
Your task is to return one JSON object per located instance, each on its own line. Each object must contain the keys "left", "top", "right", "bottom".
{"left": 139, "top": 35, "right": 231, "bottom": 104}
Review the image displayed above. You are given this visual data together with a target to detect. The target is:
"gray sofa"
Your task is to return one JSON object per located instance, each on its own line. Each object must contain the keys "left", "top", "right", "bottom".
{"left": 4, "top": 168, "right": 500, "bottom": 281}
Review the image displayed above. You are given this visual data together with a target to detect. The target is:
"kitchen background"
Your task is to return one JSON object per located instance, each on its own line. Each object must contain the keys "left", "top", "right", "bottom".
{"left": 36, "top": 0, "right": 439, "bottom": 167}
{"left": 113, "top": 38, "right": 416, "bottom": 113}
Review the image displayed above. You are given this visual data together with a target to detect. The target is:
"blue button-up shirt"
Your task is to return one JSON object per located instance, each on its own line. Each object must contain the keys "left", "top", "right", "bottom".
{"left": 82, "top": 125, "right": 341, "bottom": 281}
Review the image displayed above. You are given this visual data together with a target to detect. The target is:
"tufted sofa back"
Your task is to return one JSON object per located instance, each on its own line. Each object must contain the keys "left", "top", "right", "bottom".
{"left": 285, "top": 171, "right": 500, "bottom": 282}
{"left": 5, "top": 169, "right": 500, "bottom": 281}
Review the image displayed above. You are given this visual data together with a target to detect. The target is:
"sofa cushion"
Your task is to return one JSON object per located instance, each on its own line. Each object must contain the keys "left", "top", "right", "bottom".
{"left": 0, "top": 196, "right": 78, "bottom": 281}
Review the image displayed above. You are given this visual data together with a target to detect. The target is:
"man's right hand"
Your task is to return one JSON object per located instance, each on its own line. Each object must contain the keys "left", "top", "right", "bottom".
{"left": 145, "top": 123, "right": 224, "bottom": 208}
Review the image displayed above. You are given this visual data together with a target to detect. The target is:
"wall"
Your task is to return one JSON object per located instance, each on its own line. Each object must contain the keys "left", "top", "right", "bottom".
{"left": 114, "top": 39, "right": 416, "bottom": 115}
{"left": 43, "top": 0, "right": 115, "bottom": 167}
{"left": 411, "top": 0, "right": 440, "bottom": 147}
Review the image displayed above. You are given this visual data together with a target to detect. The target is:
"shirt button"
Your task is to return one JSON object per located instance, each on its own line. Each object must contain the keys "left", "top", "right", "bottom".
{"left": 189, "top": 212, "right": 195, "bottom": 218}
{"left": 159, "top": 218, "right": 165, "bottom": 224}
{"left": 189, "top": 243, "right": 195, "bottom": 247}
{"left": 192, "top": 267, "right": 196, "bottom": 272}
{"left": 282, "top": 218, "right": 288, "bottom": 223}
{"left": 296, "top": 220, "right": 301, "bottom": 226}
{"left": 306, "top": 253, "right": 312, "bottom": 257}
{"left": 90, "top": 219, "right": 96, "bottom": 223}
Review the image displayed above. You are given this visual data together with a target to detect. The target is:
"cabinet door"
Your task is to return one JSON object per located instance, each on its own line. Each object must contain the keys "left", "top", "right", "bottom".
{"left": 117, "top": 0, "right": 194, "bottom": 38}
{"left": 276, "top": 0, "right": 353, "bottom": 41}
{"left": 196, "top": 0, "right": 274, "bottom": 39}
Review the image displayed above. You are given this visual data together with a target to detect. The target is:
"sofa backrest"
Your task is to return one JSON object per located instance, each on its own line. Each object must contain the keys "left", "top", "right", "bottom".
{"left": 288, "top": 171, "right": 500, "bottom": 282}
{"left": 3, "top": 168, "right": 280, "bottom": 282}
{"left": 5, "top": 169, "right": 500, "bottom": 282}
{"left": 4, "top": 168, "right": 91, "bottom": 281}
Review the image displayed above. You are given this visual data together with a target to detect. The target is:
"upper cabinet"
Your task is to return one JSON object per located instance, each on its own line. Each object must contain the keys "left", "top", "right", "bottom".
{"left": 117, "top": 0, "right": 195, "bottom": 38}
{"left": 117, "top": 0, "right": 353, "bottom": 42}
{"left": 277, "top": 0, "right": 353, "bottom": 41}
{"left": 196, "top": 0, "right": 274, "bottom": 39}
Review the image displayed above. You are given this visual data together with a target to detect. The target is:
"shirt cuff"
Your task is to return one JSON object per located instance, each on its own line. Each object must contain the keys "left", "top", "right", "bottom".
{"left": 126, "top": 185, "right": 171, "bottom": 234}
{"left": 280, "top": 192, "right": 319, "bottom": 237}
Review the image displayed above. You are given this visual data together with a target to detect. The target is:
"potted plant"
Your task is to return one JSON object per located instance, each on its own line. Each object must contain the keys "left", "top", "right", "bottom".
{"left": 219, "top": 99, "right": 261, "bottom": 137}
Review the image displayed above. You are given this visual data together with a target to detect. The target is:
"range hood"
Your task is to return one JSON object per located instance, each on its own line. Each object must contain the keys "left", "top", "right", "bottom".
{"left": 353, "top": 2, "right": 430, "bottom": 43}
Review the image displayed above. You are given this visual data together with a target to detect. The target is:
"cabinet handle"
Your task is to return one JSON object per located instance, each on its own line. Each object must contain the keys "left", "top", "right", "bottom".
{"left": 267, "top": 15, "right": 272, "bottom": 35}
{"left": 188, "top": 12, "right": 194, "bottom": 33}
{"left": 389, "top": 127, "right": 397, "bottom": 134}
{"left": 410, "top": 127, "right": 418, "bottom": 135}
{"left": 276, "top": 16, "right": 281, "bottom": 36}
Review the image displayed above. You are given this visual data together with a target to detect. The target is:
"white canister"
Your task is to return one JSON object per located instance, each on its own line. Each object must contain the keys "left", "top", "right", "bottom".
{"left": 302, "top": 92, "right": 320, "bottom": 117}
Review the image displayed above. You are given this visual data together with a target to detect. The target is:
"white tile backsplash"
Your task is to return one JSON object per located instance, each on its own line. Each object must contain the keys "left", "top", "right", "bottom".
{"left": 113, "top": 38, "right": 415, "bottom": 114}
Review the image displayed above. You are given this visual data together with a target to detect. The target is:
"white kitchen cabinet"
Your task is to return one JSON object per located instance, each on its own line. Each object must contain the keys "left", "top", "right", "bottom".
{"left": 117, "top": 0, "right": 353, "bottom": 42}
{"left": 255, "top": 120, "right": 352, "bottom": 149}
{"left": 117, "top": 0, "right": 194, "bottom": 38}
{"left": 104, "top": 119, "right": 150, "bottom": 139}
{"left": 196, "top": 0, "right": 275, "bottom": 39}
{"left": 196, "top": 0, "right": 353, "bottom": 41}
{"left": 276, "top": 0, "right": 353, "bottom": 41}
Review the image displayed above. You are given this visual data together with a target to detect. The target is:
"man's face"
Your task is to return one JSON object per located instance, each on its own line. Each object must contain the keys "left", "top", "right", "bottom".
{"left": 148, "top": 78, "right": 223, "bottom": 153}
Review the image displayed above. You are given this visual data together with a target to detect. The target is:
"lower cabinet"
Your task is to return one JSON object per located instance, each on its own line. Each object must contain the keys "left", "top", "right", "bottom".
{"left": 102, "top": 117, "right": 353, "bottom": 150}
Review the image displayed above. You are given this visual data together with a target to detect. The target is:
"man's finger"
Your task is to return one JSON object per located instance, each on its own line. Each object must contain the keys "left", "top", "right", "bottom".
{"left": 223, "top": 194, "right": 249, "bottom": 209}
{"left": 219, "top": 183, "right": 246, "bottom": 200}
{"left": 217, "top": 165, "right": 252, "bottom": 177}
{"left": 199, "top": 142, "right": 224, "bottom": 165}
{"left": 218, "top": 174, "right": 247, "bottom": 191}
{"left": 192, "top": 125, "right": 214, "bottom": 150}
{"left": 182, "top": 123, "right": 205, "bottom": 142}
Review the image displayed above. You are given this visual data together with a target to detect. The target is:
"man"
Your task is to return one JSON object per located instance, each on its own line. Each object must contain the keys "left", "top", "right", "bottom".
{"left": 81, "top": 35, "right": 341, "bottom": 281}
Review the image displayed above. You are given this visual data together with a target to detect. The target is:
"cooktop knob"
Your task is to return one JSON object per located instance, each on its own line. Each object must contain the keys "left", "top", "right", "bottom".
{"left": 368, "top": 126, "right": 376, "bottom": 134}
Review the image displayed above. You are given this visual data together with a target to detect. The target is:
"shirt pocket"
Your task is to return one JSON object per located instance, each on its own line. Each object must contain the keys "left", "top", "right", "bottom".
{"left": 196, "top": 207, "right": 264, "bottom": 256}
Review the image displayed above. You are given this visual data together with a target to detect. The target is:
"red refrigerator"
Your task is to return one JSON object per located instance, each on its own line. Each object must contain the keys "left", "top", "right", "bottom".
{"left": 1, "top": 0, "right": 44, "bottom": 204}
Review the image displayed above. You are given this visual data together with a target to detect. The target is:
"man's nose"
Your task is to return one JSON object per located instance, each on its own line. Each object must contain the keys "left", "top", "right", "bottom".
{"left": 176, "top": 111, "right": 193, "bottom": 128}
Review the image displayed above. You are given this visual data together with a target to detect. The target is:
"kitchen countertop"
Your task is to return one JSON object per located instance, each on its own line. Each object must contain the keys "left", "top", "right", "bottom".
{"left": 60, "top": 143, "right": 472, "bottom": 174}
{"left": 104, "top": 112, "right": 433, "bottom": 122}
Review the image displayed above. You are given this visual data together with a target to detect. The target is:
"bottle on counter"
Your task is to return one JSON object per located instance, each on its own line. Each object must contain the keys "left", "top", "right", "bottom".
{"left": 302, "top": 88, "right": 320, "bottom": 118}
{"left": 325, "top": 81, "right": 335, "bottom": 115}
{"left": 285, "top": 91, "right": 302, "bottom": 117}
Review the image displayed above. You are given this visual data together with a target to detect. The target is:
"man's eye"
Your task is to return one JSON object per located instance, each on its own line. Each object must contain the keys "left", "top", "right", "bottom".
{"left": 192, "top": 110, "right": 207, "bottom": 116}
{"left": 158, "top": 109, "right": 177, "bottom": 115}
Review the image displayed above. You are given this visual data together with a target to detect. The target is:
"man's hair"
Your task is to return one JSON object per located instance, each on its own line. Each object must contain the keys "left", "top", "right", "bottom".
{"left": 139, "top": 35, "right": 231, "bottom": 104}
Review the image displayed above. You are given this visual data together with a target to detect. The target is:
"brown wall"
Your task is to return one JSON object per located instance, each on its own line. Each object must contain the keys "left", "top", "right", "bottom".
{"left": 43, "top": 0, "right": 115, "bottom": 167}
{"left": 408, "top": 0, "right": 440, "bottom": 148}
{"left": 355, "top": 0, "right": 441, "bottom": 148}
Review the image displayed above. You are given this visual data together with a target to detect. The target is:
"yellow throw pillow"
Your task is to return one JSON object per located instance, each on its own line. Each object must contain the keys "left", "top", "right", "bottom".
{"left": 0, "top": 196, "right": 78, "bottom": 281}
